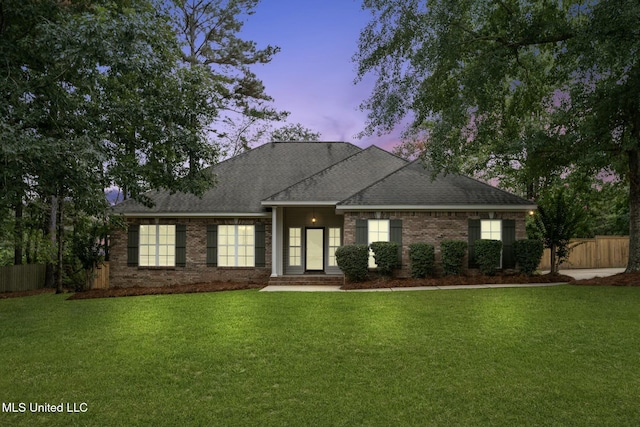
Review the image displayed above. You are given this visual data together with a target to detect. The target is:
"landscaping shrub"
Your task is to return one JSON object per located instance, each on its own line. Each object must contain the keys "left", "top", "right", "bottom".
{"left": 514, "top": 239, "right": 544, "bottom": 275}
{"left": 335, "top": 244, "right": 369, "bottom": 282}
{"left": 440, "top": 240, "right": 468, "bottom": 275}
{"left": 474, "top": 239, "right": 503, "bottom": 275}
{"left": 369, "top": 241, "right": 399, "bottom": 277}
{"left": 408, "top": 243, "right": 435, "bottom": 278}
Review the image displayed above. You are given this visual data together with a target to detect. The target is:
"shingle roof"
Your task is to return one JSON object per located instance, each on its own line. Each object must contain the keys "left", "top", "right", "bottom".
{"left": 112, "top": 142, "right": 362, "bottom": 214}
{"left": 337, "top": 161, "right": 535, "bottom": 209}
{"left": 264, "top": 146, "right": 408, "bottom": 203}
{"left": 113, "top": 143, "right": 535, "bottom": 215}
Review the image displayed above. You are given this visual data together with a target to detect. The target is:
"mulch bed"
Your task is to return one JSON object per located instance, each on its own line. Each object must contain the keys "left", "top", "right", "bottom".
{"left": 3, "top": 272, "right": 638, "bottom": 300}
{"left": 67, "top": 282, "right": 264, "bottom": 300}
{"left": 572, "top": 271, "right": 640, "bottom": 286}
{"left": 340, "top": 273, "right": 575, "bottom": 290}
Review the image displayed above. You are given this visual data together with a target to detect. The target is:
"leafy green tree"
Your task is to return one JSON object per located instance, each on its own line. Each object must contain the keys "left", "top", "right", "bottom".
{"left": 533, "top": 188, "right": 586, "bottom": 274}
{"left": 270, "top": 123, "right": 321, "bottom": 142}
{"left": 355, "top": 0, "right": 640, "bottom": 272}
{"left": 0, "top": 0, "right": 223, "bottom": 291}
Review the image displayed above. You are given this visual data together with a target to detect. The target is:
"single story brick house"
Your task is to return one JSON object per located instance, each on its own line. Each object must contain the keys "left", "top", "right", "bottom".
{"left": 110, "top": 142, "right": 536, "bottom": 287}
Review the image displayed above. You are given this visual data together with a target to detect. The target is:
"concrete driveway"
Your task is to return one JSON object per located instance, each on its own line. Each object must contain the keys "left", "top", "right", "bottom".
{"left": 542, "top": 268, "right": 626, "bottom": 280}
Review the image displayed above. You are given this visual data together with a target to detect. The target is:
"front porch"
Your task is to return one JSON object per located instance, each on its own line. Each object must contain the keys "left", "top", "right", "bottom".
{"left": 268, "top": 205, "right": 345, "bottom": 278}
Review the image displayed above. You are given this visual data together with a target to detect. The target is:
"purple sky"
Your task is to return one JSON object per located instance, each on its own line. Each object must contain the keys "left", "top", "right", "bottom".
{"left": 241, "top": 0, "right": 401, "bottom": 151}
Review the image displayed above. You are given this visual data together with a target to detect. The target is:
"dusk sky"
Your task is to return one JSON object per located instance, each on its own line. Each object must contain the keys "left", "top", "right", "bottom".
{"left": 240, "top": 0, "right": 401, "bottom": 151}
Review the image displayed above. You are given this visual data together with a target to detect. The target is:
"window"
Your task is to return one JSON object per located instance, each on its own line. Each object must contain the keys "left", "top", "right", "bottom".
{"left": 139, "top": 225, "right": 175, "bottom": 267}
{"left": 289, "top": 227, "right": 301, "bottom": 266}
{"left": 218, "top": 225, "right": 255, "bottom": 267}
{"left": 481, "top": 220, "right": 502, "bottom": 240}
{"left": 481, "top": 219, "right": 502, "bottom": 267}
{"left": 368, "top": 219, "right": 389, "bottom": 268}
{"left": 328, "top": 228, "right": 341, "bottom": 266}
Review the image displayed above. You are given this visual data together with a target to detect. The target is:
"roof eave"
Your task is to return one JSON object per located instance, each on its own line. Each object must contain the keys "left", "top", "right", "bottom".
{"left": 115, "top": 212, "right": 270, "bottom": 218}
{"left": 335, "top": 204, "right": 538, "bottom": 212}
{"left": 261, "top": 201, "right": 340, "bottom": 207}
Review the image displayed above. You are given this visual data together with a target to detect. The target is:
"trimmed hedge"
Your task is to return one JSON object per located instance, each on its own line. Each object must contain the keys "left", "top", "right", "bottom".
{"left": 514, "top": 239, "right": 544, "bottom": 275}
{"left": 474, "top": 239, "right": 503, "bottom": 275}
{"left": 370, "top": 241, "right": 399, "bottom": 277}
{"left": 335, "top": 244, "right": 369, "bottom": 282}
{"left": 440, "top": 240, "right": 468, "bottom": 275}
{"left": 408, "top": 243, "right": 435, "bottom": 278}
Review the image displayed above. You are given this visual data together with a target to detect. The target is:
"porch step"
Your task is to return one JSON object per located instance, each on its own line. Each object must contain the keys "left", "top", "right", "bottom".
{"left": 268, "top": 275, "right": 345, "bottom": 286}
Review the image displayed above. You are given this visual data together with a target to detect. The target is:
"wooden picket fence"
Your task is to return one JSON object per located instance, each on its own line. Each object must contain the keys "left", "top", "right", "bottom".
{"left": 0, "top": 264, "right": 46, "bottom": 293}
{"left": 538, "top": 236, "right": 629, "bottom": 270}
{"left": 91, "top": 262, "right": 110, "bottom": 289}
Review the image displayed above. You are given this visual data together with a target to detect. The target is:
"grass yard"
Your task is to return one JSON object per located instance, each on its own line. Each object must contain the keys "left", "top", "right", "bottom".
{"left": 1, "top": 285, "right": 640, "bottom": 427}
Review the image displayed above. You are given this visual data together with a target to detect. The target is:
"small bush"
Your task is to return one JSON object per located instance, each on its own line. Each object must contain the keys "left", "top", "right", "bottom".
{"left": 335, "top": 245, "right": 369, "bottom": 282}
{"left": 514, "top": 239, "right": 544, "bottom": 275}
{"left": 408, "top": 243, "right": 435, "bottom": 278}
{"left": 370, "top": 241, "right": 399, "bottom": 277}
{"left": 440, "top": 240, "right": 468, "bottom": 275}
{"left": 474, "top": 239, "right": 503, "bottom": 275}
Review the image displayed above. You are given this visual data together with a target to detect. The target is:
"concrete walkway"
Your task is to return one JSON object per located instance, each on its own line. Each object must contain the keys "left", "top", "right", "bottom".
{"left": 260, "top": 268, "right": 625, "bottom": 293}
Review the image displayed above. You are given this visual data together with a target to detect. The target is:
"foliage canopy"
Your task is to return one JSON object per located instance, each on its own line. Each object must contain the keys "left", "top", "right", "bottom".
{"left": 355, "top": 0, "right": 640, "bottom": 271}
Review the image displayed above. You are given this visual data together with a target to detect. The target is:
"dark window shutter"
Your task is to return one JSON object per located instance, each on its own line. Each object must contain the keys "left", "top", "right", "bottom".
{"left": 175, "top": 224, "right": 187, "bottom": 267}
{"left": 390, "top": 219, "right": 403, "bottom": 263}
{"left": 255, "top": 222, "right": 266, "bottom": 267}
{"left": 355, "top": 219, "right": 368, "bottom": 244}
{"left": 206, "top": 225, "right": 218, "bottom": 267}
{"left": 502, "top": 219, "right": 516, "bottom": 269}
{"left": 127, "top": 224, "right": 140, "bottom": 267}
{"left": 468, "top": 219, "right": 481, "bottom": 268}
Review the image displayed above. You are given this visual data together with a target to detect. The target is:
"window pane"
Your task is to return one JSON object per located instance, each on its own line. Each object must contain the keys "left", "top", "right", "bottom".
{"left": 368, "top": 220, "right": 389, "bottom": 267}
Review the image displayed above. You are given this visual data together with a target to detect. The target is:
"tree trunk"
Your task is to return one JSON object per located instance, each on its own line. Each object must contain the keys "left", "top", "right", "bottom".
{"left": 626, "top": 148, "right": 640, "bottom": 272}
{"left": 13, "top": 199, "right": 23, "bottom": 265}
{"left": 550, "top": 243, "right": 558, "bottom": 274}
{"left": 56, "top": 197, "right": 64, "bottom": 294}
{"left": 45, "top": 195, "right": 57, "bottom": 288}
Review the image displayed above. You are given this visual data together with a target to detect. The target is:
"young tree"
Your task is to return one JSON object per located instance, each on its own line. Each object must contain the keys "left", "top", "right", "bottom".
{"left": 533, "top": 188, "right": 586, "bottom": 274}
{"left": 354, "top": 0, "right": 640, "bottom": 272}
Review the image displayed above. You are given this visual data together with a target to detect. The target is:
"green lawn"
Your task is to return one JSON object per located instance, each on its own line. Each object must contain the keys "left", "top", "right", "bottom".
{"left": 1, "top": 286, "right": 640, "bottom": 427}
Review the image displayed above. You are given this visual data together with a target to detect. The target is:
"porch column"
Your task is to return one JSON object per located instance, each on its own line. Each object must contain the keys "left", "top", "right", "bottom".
{"left": 271, "top": 207, "right": 281, "bottom": 277}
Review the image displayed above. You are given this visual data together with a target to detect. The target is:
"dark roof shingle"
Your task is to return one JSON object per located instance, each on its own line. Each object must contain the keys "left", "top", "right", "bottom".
{"left": 337, "top": 161, "right": 535, "bottom": 209}
{"left": 113, "top": 142, "right": 362, "bottom": 214}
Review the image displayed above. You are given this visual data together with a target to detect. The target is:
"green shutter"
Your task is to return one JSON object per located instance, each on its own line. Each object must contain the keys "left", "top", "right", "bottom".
{"left": 175, "top": 224, "right": 187, "bottom": 267}
{"left": 390, "top": 219, "right": 403, "bottom": 263}
{"left": 502, "top": 219, "right": 516, "bottom": 269}
{"left": 127, "top": 224, "right": 139, "bottom": 267}
{"left": 355, "top": 219, "right": 368, "bottom": 244}
{"left": 206, "top": 225, "right": 218, "bottom": 267}
{"left": 468, "top": 219, "right": 481, "bottom": 268}
{"left": 255, "top": 222, "right": 266, "bottom": 267}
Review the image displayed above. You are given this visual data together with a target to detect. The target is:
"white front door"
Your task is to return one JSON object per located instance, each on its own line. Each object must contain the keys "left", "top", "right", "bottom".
{"left": 306, "top": 228, "right": 324, "bottom": 271}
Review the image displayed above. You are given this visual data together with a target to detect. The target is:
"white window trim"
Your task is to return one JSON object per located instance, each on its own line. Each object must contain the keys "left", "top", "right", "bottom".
{"left": 368, "top": 219, "right": 390, "bottom": 268}
{"left": 480, "top": 219, "right": 502, "bottom": 268}
{"left": 218, "top": 225, "right": 256, "bottom": 267}
{"left": 139, "top": 224, "right": 176, "bottom": 267}
{"left": 328, "top": 228, "right": 341, "bottom": 267}
{"left": 289, "top": 227, "right": 302, "bottom": 267}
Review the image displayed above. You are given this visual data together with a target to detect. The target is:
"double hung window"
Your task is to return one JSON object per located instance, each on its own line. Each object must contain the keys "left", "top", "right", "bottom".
{"left": 139, "top": 225, "right": 176, "bottom": 267}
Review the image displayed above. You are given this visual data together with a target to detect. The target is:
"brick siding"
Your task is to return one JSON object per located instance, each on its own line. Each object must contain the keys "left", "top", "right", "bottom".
{"left": 344, "top": 211, "right": 527, "bottom": 277}
{"left": 109, "top": 218, "right": 271, "bottom": 288}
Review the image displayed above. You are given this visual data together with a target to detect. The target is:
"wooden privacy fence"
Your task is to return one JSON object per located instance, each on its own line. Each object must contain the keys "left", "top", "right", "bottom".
{"left": 538, "top": 236, "right": 629, "bottom": 270}
{"left": 0, "top": 264, "right": 46, "bottom": 293}
{"left": 91, "top": 262, "right": 109, "bottom": 289}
